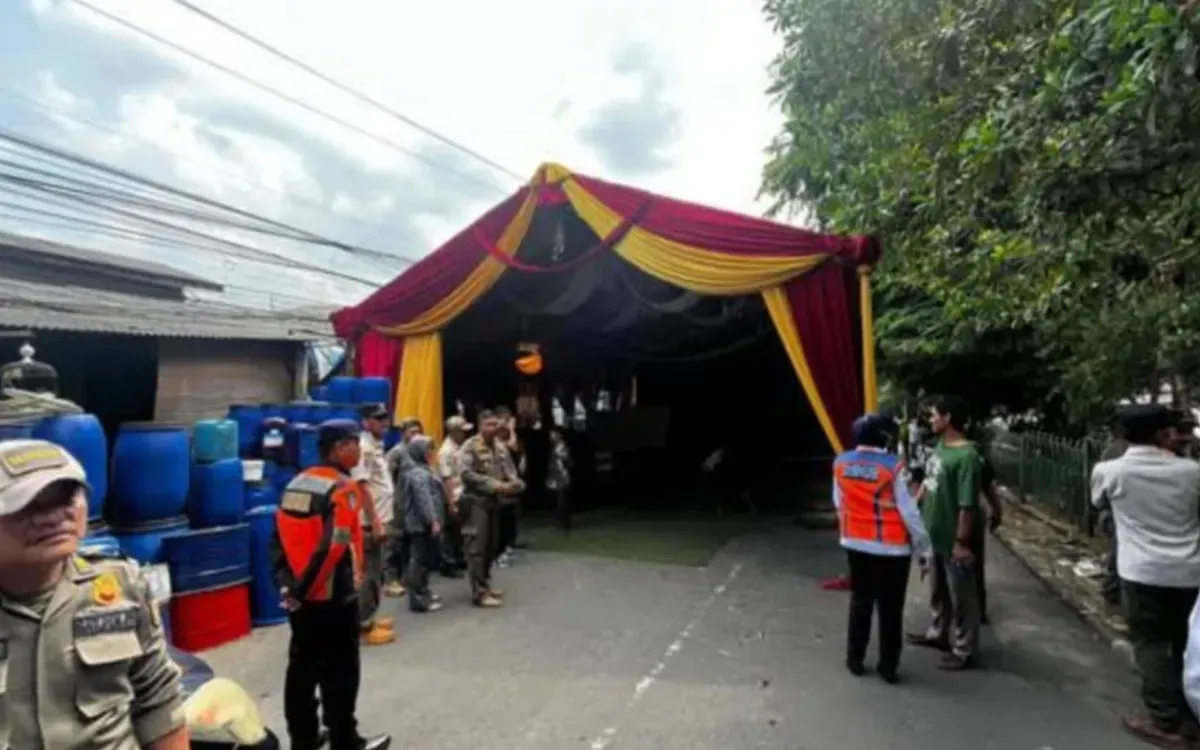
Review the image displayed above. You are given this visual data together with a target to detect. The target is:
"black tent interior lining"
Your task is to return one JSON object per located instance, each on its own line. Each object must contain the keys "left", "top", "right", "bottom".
{"left": 439, "top": 202, "right": 831, "bottom": 516}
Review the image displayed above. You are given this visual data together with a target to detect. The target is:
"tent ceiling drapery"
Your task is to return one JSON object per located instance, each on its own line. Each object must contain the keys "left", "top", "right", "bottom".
{"left": 331, "top": 163, "right": 881, "bottom": 448}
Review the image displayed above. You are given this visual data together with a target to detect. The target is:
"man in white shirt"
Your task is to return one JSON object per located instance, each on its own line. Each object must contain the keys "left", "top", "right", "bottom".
{"left": 436, "top": 416, "right": 472, "bottom": 575}
{"left": 353, "top": 403, "right": 397, "bottom": 644}
{"left": 1091, "top": 404, "right": 1200, "bottom": 745}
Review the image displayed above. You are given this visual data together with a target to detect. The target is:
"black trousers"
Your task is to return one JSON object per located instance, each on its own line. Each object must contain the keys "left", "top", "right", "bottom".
{"left": 498, "top": 501, "right": 520, "bottom": 552}
{"left": 406, "top": 531, "right": 437, "bottom": 610}
{"left": 389, "top": 523, "right": 409, "bottom": 581}
{"left": 846, "top": 549, "right": 912, "bottom": 674}
{"left": 1122, "top": 580, "right": 1199, "bottom": 731}
{"left": 284, "top": 600, "right": 361, "bottom": 750}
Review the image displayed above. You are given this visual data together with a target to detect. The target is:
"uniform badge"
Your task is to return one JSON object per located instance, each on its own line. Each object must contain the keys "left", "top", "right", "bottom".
{"left": 91, "top": 572, "right": 122, "bottom": 606}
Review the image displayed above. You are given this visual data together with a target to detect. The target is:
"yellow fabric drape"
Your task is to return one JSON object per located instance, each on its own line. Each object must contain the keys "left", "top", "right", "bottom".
{"left": 560, "top": 178, "right": 827, "bottom": 296}
{"left": 376, "top": 189, "right": 538, "bottom": 337}
{"left": 377, "top": 187, "right": 538, "bottom": 440}
{"left": 762, "top": 285, "right": 844, "bottom": 453}
{"left": 394, "top": 331, "right": 444, "bottom": 444}
{"left": 858, "top": 267, "right": 878, "bottom": 413}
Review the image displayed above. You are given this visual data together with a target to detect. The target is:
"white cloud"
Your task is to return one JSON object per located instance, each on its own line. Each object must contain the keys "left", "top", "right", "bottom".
{"left": 9, "top": 0, "right": 785, "bottom": 308}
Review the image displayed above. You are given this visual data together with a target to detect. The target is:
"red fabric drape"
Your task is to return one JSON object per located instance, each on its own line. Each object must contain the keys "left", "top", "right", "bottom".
{"left": 331, "top": 188, "right": 530, "bottom": 336}
{"left": 572, "top": 174, "right": 879, "bottom": 262}
{"left": 354, "top": 328, "right": 404, "bottom": 389}
{"left": 783, "top": 263, "right": 863, "bottom": 448}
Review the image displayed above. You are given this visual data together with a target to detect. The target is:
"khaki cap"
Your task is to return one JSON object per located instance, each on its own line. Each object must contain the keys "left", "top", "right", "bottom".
{"left": 0, "top": 439, "right": 89, "bottom": 517}
{"left": 445, "top": 416, "right": 474, "bottom": 432}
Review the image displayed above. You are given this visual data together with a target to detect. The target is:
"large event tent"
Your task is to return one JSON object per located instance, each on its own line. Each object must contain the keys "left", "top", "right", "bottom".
{"left": 331, "top": 163, "right": 880, "bottom": 451}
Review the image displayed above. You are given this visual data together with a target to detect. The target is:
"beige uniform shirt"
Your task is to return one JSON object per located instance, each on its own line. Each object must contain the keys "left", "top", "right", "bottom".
{"left": 352, "top": 433, "right": 394, "bottom": 527}
{"left": 458, "top": 435, "right": 525, "bottom": 509}
{"left": 0, "top": 555, "right": 185, "bottom": 750}
{"left": 437, "top": 437, "right": 463, "bottom": 501}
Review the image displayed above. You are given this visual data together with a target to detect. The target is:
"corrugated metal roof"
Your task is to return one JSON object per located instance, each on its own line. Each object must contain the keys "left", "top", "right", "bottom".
{"left": 0, "top": 230, "right": 225, "bottom": 292}
{"left": 0, "top": 277, "right": 334, "bottom": 341}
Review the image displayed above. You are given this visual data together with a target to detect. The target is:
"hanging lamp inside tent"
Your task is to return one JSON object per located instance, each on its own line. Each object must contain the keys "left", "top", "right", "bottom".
{"left": 515, "top": 342, "right": 543, "bottom": 376}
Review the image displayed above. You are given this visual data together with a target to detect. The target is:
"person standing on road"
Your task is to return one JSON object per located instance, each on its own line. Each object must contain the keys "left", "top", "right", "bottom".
{"left": 907, "top": 395, "right": 984, "bottom": 671}
{"left": 547, "top": 426, "right": 573, "bottom": 533}
{"left": 436, "top": 416, "right": 471, "bottom": 576}
{"left": 352, "top": 403, "right": 396, "bottom": 646}
{"left": 402, "top": 435, "right": 445, "bottom": 612}
{"left": 459, "top": 409, "right": 525, "bottom": 608}
{"left": 383, "top": 418, "right": 424, "bottom": 598}
{"left": 0, "top": 439, "right": 190, "bottom": 750}
{"left": 1091, "top": 403, "right": 1200, "bottom": 747}
{"left": 834, "top": 414, "right": 932, "bottom": 684}
{"left": 270, "top": 420, "right": 391, "bottom": 750}
{"left": 494, "top": 406, "right": 526, "bottom": 567}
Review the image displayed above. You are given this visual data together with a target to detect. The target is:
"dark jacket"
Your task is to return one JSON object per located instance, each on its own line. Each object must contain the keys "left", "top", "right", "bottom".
{"left": 402, "top": 438, "right": 443, "bottom": 533}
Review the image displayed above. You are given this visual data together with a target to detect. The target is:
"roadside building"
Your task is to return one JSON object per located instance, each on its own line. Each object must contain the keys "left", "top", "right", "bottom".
{"left": 0, "top": 231, "right": 335, "bottom": 434}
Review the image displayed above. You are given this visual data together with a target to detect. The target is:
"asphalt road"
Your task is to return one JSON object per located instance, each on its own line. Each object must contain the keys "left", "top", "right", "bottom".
{"left": 202, "top": 526, "right": 1147, "bottom": 749}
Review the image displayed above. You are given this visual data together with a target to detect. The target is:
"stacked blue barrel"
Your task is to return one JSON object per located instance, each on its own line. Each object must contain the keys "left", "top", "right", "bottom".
{"left": 109, "top": 423, "right": 191, "bottom": 564}
{"left": 164, "top": 417, "right": 252, "bottom": 651}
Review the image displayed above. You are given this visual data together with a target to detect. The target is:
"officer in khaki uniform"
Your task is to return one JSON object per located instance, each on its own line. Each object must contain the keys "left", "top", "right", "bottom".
{"left": 458, "top": 409, "right": 524, "bottom": 608}
{"left": 0, "top": 439, "right": 188, "bottom": 750}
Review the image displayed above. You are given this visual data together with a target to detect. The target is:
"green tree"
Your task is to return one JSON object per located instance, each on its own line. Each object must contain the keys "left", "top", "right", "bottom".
{"left": 761, "top": 0, "right": 1200, "bottom": 433}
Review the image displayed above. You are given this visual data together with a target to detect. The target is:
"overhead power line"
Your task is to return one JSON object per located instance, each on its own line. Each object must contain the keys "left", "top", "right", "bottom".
{"left": 0, "top": 183, "right": 382, "bottom": 287}
{"left": 68, "top": 0, "right": 516, "bottom": 197}
{"left": 0, "top": 127, "right": 411, "bottom": 265}
{"left": 0, "top": 86, "right": 406, "bottom": 254}
{"left": 0, "top": 209, "right": 348, "bottom": 308}
{"left": 170, "top": 0, "right": 526, "bottom": 183}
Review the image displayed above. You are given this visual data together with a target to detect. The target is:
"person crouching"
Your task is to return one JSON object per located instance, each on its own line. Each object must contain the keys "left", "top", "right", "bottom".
{"left": 833, "top": 413, "right": 933, "bottom": 684}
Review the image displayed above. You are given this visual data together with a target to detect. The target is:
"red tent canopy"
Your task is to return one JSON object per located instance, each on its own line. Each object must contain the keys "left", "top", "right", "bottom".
{"left": 332, "top": 163, "right": 880, "bottom": 449}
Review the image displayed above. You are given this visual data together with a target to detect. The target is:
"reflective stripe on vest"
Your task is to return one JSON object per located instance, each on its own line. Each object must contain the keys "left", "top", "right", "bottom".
{"left": 276, "top": 465, "right": 357, "bottom": 602}
{"left": 834, "top": 451, "right": 909, "bottom": 546}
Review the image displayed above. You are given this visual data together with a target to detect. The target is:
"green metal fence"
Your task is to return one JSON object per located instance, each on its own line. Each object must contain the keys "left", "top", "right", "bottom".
{"left": 983, "top": 428, "right": 1097, "bottom": 535}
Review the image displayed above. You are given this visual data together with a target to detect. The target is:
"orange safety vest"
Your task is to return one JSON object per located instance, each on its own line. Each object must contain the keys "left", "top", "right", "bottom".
{"left": 833, "top": 450, "right": 910, "bottom": 547}
{"left": 276, "top": 464, "right": 364, "bottom": 602}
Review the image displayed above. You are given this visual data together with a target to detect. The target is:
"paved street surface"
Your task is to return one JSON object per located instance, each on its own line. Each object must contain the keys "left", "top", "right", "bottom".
{"left": 203, "top": 526, "right": 1147, "bottom": 749}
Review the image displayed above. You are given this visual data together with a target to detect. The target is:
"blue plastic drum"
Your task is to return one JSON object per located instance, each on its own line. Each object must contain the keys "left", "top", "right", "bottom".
{"left": 260, "top": 404, "right": 285, "bottom": 421}
{"left": 285, "top": 424, "right": 319, "bottom": 469}
{"left": 309, "top": 385, "right": 329, "bottom": 402}
{"left": 0, "top": 422, "right": 34, "bottom": 441}
{"left": 283, "top": 401, "right": 312, "bottom": 425}
{"left": 244, "top": 482, "right": 279, "bottom": 510}
{"left": 354, "top": 376, "right": 391, "bottom": 407}
{"left": 246, "top": 505, "right": 287, "bottom": 626}
{"left": 226, "top": 404, "right": 263, "bottom": 458}
{"left": 193, "top": 419, "right": 239, "bottom": 463}
{"left": 308, "top": 402, "right": 334, "bottom": 424}
{"left": 112, "top": 516, "right": 188, "bottom": 565}
{"left": 79, "top": 527, "right": 122, "bottom": 558}
{"left": 272, "top": 466, "right": 298, "bottom": 495}
{"left": 33, "top": 413, "right": 108, "bottom": 520}
{"left": 187, "top": 458, "right": 245, "bottom": 527}
{"left": 111, "top": 423, "right": 190, "bottom": 525}
{"left": 325, "top": 377, "right": 356, "bottom": 405}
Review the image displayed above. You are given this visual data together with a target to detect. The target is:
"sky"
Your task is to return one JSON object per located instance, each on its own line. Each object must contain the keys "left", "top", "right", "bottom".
{"left": 0, "top": 0, "right": 785, "bottom": 311}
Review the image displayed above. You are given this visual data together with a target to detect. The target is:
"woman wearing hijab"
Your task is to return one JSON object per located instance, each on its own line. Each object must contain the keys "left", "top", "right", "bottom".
{"left": 401, "top": 435, "right": 445, "bottom": 613}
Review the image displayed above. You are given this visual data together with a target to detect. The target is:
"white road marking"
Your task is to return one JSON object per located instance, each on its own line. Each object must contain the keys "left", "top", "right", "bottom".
{"left": 588, "top": 562, "right": 744, "bottom": 750}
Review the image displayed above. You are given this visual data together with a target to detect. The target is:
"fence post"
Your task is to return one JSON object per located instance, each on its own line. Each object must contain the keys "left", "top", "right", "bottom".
{"left": 1082, "top": 439, "right": 1094, "bottom": 536}
{"left": 1016, "top": 433, "right": 1026, "bottom": 502}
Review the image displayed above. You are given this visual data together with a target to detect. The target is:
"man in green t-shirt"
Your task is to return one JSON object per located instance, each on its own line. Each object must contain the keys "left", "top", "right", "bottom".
{"left": 908, "top": 395, "right": 983, "bottom": 670}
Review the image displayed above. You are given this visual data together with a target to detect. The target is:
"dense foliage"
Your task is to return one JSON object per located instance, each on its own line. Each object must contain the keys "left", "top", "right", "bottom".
{"left": 761, "top": 0, "right": 1200, "bottom": 433}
